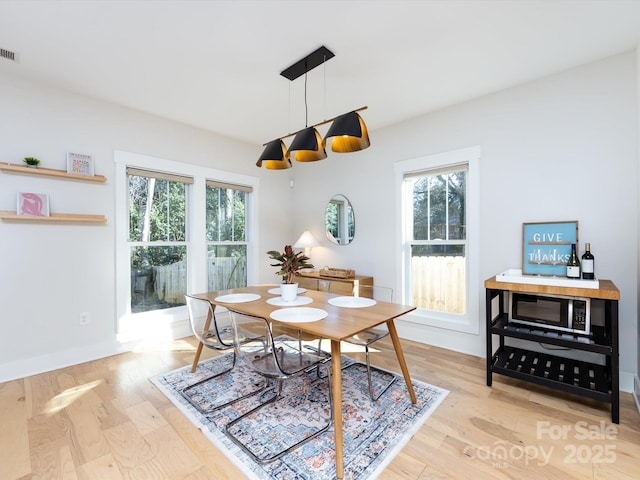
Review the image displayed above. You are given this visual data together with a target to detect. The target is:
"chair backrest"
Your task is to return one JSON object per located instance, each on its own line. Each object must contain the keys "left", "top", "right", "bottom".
{"left": 185, "top": 294, "right": 234, "bottom": 350}
{"left": 354, "top": 285, "right": 393, "bottom": 302}
{"left": 228, "top": 309, "right": 325, "bottom": 378}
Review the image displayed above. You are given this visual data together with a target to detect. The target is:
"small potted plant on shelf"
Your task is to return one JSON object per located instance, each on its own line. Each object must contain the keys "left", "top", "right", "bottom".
{"left": 267, "top": 245, "right": 314, "bottom": 302}
{"left": 23, "top": 157, "right": 40, "bottom": 168}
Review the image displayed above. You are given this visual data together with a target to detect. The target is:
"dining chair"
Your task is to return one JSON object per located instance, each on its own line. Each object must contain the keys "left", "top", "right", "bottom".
{"left": 224, "top": 309, "right": 333, "bottom": 464}
{"left": 181, "top": 294, "right": 266, "bottom": 414}
{"left": 344, "top": 285, "right": 397, "bottom": 401}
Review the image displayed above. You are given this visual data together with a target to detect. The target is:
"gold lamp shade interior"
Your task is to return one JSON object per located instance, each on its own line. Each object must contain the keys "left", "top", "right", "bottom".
{"left": 256, "top": 139, "right": 292, "bottom": 170}
{"left": 288, "top": 127, "right": 327, "bottom": 162}
{"left": 324, "top": 111, "right": 370, "bottom": 153}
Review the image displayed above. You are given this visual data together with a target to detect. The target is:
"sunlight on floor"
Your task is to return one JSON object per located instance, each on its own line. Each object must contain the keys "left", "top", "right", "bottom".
{"left": 42, "top": 379, "right": 103, "bottom": 415}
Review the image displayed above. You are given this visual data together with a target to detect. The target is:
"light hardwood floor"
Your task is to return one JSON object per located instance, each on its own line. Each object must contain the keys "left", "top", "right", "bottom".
{"left": 1, "top": 335, "right": 639, "bottom": 479}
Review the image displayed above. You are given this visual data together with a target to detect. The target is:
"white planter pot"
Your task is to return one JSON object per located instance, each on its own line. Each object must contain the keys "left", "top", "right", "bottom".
{"left": 280, "top": 282, "right": 298, "bottom": 302}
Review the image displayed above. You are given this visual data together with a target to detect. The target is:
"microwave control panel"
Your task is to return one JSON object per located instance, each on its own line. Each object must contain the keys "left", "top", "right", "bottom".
{"left": 572, "top": 300, "right": 588, "bottom": 331}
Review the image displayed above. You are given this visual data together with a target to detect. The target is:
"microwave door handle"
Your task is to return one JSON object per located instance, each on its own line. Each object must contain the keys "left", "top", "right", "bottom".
{"left": 568, "top": 301, "right": 574, "bottom": 329}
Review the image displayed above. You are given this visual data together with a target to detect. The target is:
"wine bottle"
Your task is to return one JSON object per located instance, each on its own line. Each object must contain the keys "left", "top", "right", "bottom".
{"left": 582, "top": 243, "right": 595, "bottom": 280}
{"left": 566, "top": 243, "right": 580, "bottom": 279}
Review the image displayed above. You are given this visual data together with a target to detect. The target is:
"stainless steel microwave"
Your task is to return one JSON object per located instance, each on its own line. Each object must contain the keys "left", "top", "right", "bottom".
{"left": 508, "top": 292, "right": 590, "bottom": 335}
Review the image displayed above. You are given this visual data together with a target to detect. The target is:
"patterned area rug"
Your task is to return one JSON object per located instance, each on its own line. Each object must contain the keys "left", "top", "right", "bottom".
{"left": 151, "top": 346, "right": 448, "bottom": 480}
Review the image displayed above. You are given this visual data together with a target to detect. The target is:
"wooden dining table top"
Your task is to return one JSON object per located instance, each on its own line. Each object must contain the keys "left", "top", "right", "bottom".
{"left": 192, "top": 284, "right": 417, "bottom": 339}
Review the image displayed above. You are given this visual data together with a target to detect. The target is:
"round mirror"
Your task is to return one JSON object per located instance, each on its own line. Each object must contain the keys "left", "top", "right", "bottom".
{"left": 325, "top": 194, "right": 355, "bottom": 245}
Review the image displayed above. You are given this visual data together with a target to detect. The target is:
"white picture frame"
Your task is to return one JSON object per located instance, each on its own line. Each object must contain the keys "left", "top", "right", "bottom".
{"left": 17, "top": 192, "right": 50, "bottom": 216}
{"left": 67, "top": 152, "right": 94, "bottom": 176}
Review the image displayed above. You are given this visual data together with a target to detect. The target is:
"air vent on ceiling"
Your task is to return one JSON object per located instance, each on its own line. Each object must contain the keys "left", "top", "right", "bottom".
{"left": 1, "top": 48, "right": 18, "bottom": 62}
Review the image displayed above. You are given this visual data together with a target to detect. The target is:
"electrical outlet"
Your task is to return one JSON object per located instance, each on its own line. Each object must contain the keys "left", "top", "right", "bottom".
{"left": 80, "top": 312, "right": 90, "bottom": 326}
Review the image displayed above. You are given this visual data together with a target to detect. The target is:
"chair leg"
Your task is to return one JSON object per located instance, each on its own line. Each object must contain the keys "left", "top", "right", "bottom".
{"left": 225, "top": 375, "right": 333, "bottom": 464}
{"left": 180, "top": 351, "right": 267, "bottom": 414}
{"left": 304, "top": 339, "right": 338, "bottom": 380}
{"left": 346, "top": 346, "right": 396, "bottom": 401}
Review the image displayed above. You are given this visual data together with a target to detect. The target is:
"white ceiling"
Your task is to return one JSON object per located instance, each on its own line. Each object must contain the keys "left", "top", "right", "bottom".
{"left": 1, "top": 1, "right": 640, "bottom": 146}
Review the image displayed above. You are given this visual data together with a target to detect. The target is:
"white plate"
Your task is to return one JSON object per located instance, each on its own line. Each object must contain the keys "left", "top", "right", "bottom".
{"left": 268, "top": 287, "right": 307, "bottom": 295}
{"left": 214, "top": 293, "right": 261, "bottom": 303}
{"left": 328, "top": 296, "right": 377, "bottom": 308}
{"left": 266, "top": 296, "right": 313, "bottom": 307}
{"left": 270, "top": 307, "right": 328, "bottom": 323}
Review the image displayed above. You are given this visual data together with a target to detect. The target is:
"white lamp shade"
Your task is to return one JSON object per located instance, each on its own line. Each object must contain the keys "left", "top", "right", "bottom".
{"left": 294, "top": 230, "right": 320, "bottom": 248}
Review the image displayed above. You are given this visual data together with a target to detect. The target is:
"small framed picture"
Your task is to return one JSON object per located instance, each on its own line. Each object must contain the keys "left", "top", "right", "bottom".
{"left": 522, "top": 220, "right": 579, "bottom": 276}
{"left": 17, "top": 192, "right": 50, "bottom": 217}
{"left": 67, "top": 152, "right": 94, "bottom": 176}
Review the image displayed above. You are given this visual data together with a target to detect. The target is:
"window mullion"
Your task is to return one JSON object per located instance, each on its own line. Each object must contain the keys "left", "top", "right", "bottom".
{"left": 445, "top": 174, "right": 449, "bottom": 241}
{"left": 427, "top": 178, "right": 431, "bottom": 241}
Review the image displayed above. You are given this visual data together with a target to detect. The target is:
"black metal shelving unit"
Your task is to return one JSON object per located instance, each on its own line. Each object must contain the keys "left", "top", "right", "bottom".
{"left": 485, "top": 278, "right": 620, "bottom": 423}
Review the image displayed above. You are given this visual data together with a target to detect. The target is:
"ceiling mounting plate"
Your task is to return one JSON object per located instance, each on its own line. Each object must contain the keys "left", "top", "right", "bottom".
{"left": 280, "top": 46, "right": 335, "bottom": 81}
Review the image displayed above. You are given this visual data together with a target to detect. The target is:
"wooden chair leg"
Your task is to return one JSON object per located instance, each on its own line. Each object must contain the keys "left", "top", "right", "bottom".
{"left": 191, "top": 306, "right": 215, "bottom": 372}
{"left": 191, "top": 341, "right": 204, "bottom": 373}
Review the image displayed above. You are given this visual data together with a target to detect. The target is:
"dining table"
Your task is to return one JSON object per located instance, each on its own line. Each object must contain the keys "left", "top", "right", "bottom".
{"left": 191, "top": 284, "right": 417, "bottom": 479}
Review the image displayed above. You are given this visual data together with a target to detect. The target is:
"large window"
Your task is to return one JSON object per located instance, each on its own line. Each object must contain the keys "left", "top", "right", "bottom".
{"left": 404, "top": 166, "right": 467, "bottom": 314}
{"left": 115, "top": 151, "right": 259, "bottom": 336}
{"left": 206, "top": 181, "right": 251, "bottom": 290}
{"left": 396, "top": 146, "right": 480, "bottom": 334}
{"left": 128, "top": 168, "right": 192, "bottom": 313}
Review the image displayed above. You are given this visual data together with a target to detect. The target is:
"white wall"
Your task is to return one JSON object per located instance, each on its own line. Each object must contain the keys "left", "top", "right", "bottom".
{"left": 0, "top": 71, "right": 293, "bottom": 381}
{"left": 636, "top": 46, "right": 640, "bottom": 408}
{"left": 291, "top": 52, "right": 638, "bottom": 391}
{"left": 1, "top": 51, "right": 638, "bottom": 392}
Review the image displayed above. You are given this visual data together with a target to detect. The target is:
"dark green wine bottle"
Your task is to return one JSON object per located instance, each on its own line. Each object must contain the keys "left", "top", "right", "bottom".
{"left": 581, "top": 243, "right": 595, "bottom": 280}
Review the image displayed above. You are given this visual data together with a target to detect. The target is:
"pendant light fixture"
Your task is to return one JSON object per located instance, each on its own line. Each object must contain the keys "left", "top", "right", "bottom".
{"left": 324, "top": 110, "right": 370, "bottom": 153}
{"left": 256, "top": 139, "right": 291, "bottom": 170}
{"left": 289, "top": 126, "right": 327, "bottom": 162}
{"left": 257, "top": 46, "right": 370, "bottom": 169}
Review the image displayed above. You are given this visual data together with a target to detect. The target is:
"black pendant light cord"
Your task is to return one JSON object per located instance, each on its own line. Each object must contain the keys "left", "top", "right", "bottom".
{"left": 304, "top": 69, "right": 309, "bottom": 127}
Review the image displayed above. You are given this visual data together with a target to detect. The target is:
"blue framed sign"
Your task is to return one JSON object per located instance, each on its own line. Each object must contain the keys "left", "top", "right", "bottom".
{"left": 522, "top": 221, "right": 579, "bottom": 276}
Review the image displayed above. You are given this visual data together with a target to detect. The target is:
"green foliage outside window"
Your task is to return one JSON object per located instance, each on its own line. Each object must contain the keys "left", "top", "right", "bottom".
{"left": 412, "top": 171, "right": 466, "bottom": 246}
{"left": 206, "top": 185, "right": 248, "bottom": 289}
{"left": 129, "top": 175, "right": 187, "bottom": 269}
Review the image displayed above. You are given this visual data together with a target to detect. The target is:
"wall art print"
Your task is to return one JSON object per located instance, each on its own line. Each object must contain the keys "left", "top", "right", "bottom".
{"left": 17, "top": 192, "right": 50, "bottom": 217}
{"left": 522, "top": 220, "right": 578, "bottom": 276}
{"left": 66, "top": 152, "right": 94, "bottom": 176}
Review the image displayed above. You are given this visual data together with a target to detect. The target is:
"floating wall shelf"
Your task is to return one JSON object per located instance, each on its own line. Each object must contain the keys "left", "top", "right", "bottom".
{"left": 0, "top": 211, "right": 107, "bottom": 223}
{"left": 0, "top": 162, "right": 107, "bottom": 183}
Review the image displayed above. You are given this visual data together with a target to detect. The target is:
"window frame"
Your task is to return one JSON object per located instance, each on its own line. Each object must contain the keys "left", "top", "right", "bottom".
{"left": 205, "top": 180, "right": 252, "bottom": 291}
{"left": 395, "top": 146, "right": 480, "bottom": 335}
{"left": 127, "top": 167, "right": 192, "bottom": 314}
{"left": 115, "top": 150, "right": 260, "bottom": 338}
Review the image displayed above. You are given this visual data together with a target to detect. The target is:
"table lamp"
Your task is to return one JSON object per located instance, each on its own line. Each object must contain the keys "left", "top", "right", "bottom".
{"left": 294, "top": 230, "right": 320, "bottom": 258}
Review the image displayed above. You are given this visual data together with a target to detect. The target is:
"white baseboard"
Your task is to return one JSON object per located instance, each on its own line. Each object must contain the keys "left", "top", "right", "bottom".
{"left": 634, "top": 375, "right": 640, "bottom": 414}
{"left": 0, "top": 320, "right": 193, "bottom": 384}
{"left": 395, "top": 318, "right": 485, "bottom": 358}
{"left": 0, "top": 340, "right": 121, "bottom": 384}
{"left": 619, "top": 371, "right": 635, "bottom": 395}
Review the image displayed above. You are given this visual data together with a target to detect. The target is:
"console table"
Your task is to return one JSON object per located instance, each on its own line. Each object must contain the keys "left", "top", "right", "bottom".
{"left": 297, "top": 271, "right": 373, "bottom": 296}
{"left": 484, "top": 275, "right": 620, "bottom": 423}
